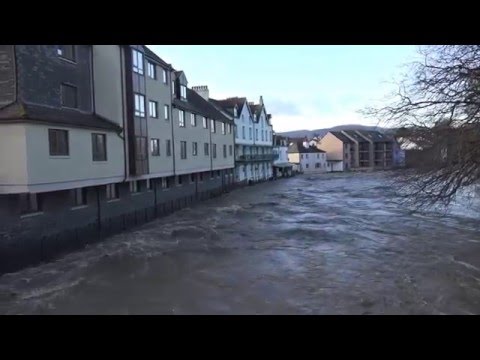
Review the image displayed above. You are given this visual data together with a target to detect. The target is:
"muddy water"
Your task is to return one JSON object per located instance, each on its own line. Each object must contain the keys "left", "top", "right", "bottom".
{"left": 1, "top": 172, "right": 480, "bottom": 314}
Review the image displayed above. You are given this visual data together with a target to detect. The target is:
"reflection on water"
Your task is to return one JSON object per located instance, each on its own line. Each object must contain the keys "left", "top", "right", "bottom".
{"left": 1, "top": 172, "right": 480, "bottom": 314}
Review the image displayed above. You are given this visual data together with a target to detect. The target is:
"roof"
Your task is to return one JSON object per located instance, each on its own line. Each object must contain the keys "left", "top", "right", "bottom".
{"left": 173, "top": 89, "right": 233, "bottom": 124}
{"left": 249, "top": 103, "right": 262, "bottom": 122}
{"left": 330, "top": 131, "right": 354, "bottom": 144}
{"left": 0, "top": 101, "right": 122, "bottom": 132}
{"left": 288, "top": 141, "right": 326, "bottom": 154}
{"left": 210, "top": 97, "right": 246, "bottom": 117}
{"left": 142, "top": 46, "right": 171, "bottom": 68}
{"left": 356, "top": 130, "right": 390, "bottom": 142}
{"left": 343, "top": 130, "right": 368, "bottom": 142}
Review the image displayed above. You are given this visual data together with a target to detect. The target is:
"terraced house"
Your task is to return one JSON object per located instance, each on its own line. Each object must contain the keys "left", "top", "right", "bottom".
{"left": 0, "top": 45, "right": 235, "bottom": 274}
{"left": 211, "top": 96, "right": 274, "bottom": 184}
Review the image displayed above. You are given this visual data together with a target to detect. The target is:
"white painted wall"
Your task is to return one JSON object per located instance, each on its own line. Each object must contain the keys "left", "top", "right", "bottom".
{"left": 327, "top": 161, "right": 344, "bottom": 172}
{"left": 0, "top": 124, "right": 28, "bottom": 193}
{"left": 25, "top": 124, "right": 124, "bottom": 193}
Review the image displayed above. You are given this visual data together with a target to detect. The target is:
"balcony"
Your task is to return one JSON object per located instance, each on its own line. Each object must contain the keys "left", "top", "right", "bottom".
{"left": 236, "top": 154, "right": 276, "bottom": 162}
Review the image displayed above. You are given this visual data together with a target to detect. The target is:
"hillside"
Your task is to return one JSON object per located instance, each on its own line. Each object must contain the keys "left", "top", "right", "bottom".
{"left": 278, "top": 124, "right": 396, "bottom": 139}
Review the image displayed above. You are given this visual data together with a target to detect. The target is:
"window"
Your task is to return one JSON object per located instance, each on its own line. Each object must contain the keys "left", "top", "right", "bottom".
{"left": 57, "top": 45, "right": 76, "bottom": 61}
{"left": 199, "top": 172, "right": 203, "bottom": 182}
{"left": 192, "top": 142, "right": 198, "bottom": 156}
{"left": 306, "top": 154, "right": 309, "bottom": 159}
{"left": 146, "top": 179, "right": 152, "bottom": 190}
{"left": 106, "top": 184, "right": 119, "bottom": 200}
{"left": 217, "top": 170, "right": 221, "bottom": 178}
{"left": 301, "top": 154, "right": 304, "bottom": 159}
{"left": 166, "top": 139, "right": 171, "bottom": 156}
{"left": 171, "top": 80, "right": 175, "bottom": 95}
{"left": 177, "top": 175, "right": 183, "bottom": 186}
{"left": 180, "top": 141, "right": 187, "bottom": 159}
{"left": 229, "top": 145, "right": 233, "bottom": 156}
{"left": 73, "top": 188, "right": 87, "bottom": 206}
{"left": 190, "top": 173, "right": 195, "bottom": 183}
{"left": 132, "top": 49, "right": 144, "bottom": 75}
{"left": 135, "top": 138, "right": 147, "bottom": 160}
{"left": 315, "top": 163, "right": 320, "bottom": 168}
{"left": 179, "top": 110, "right": 185, "bottom": 127}
{"left": 147, "top": 61, "right": 156, "bottom": 79}
{"left": 211, "top": 119, "right": 216, "bottom": 133}
{"left": 134, "top": 94, "right": 145, "bottom": 117}
{"left": 191, "top": 113, "right": 196, "bottom": 126}
{"left": 61, "top": 83, "right": 77, "bottom": 108}
{"left": 151, "top": 138, "right": 160, "bottom": 156}
{"left": 261, "top": 131, "right": 264, "bottom": 141}
{"left": 180, "top": 85, "right": 187, "bottom": 99}
{"left": 48, "top": 129, "right": 69, "bottom": 156}
{"left": 256, "top": 129, "right": 258, "bottom": 141}
{"left": 241, "top": 114, "right": 244, "bottom": 122}
{"left": 204, "top": 143, "right": 209, "bottom": 156}
{"left": 306, "top": 164, "right": 309, "bottom": 169}
{"left": 20, "top": 193, "right": 40, "bottom": 214}
{"left": 149, "top": 100, "right": 158, "bottom": 118}
{"left": 203, "top": 117, "right": 208, "bottom": 129}
{"left": 242, "top": 126, "right": 245, "bottom": 139}
{"left": 164, "top": 105, "right": 169, "bottom": 120}
{"left": 210, "top": 171, "right": 214, "bottom": 179}
{"left": 228, "top": 124, "right": 232, "bottom": 134}
{"left": 249, "top": 128, "right": 252, "bottom": 140}
{"left": 92, "top": 133, "right": 107, "bottom": 161}
{"left": 162, "top": 69, "right": 168, "bottom": 84}
{"left": 234, "top": 107, "right": 238, "bottom": 117}
{"left": 161, "top": 178, "right": 168, "bottom": 189}
{"left": 213, "top": 144, "right": 217, "bottom": 159}
{"left": 221, "top": 123, "right": 226, "bottom": 135}
{"left": 223, "top": 145, "right": 227, "bottom": 158}
{"left": 130, "top": 181, "right": 139, "bottom": 193}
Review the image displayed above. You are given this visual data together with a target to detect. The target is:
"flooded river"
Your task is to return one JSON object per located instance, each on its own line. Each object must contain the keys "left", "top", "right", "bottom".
{"left": 1, "top": 172, "right": 480, "bottom": 314}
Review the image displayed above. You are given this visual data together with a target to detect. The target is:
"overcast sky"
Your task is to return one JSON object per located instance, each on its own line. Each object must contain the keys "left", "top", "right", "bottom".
{"left": 148, "top": 45, "right": 420, "bottom": 132}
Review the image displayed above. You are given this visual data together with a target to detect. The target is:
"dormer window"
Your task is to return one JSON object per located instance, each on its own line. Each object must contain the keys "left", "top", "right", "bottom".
{"left": 57, "top": 45, "right": 76, "bottom": 62}
{"left": 234, "top": 107, "right": 238, "bottom": 117}
{"left": 180, "top": 85, "right": 187, "bottom": 100}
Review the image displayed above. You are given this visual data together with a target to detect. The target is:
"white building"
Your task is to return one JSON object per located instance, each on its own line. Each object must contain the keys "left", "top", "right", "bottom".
{"left": 211, "top": 96, "right": 274, "bottom": 184}
{"left": 273, "top": 134, "right": 293, "bottom": 177}
{"left": 287, "top": 140, "right": 327, "bottom": 173}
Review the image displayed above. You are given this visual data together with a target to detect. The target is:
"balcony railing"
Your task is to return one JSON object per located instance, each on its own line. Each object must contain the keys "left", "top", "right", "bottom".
{"left": 236, "top": 154, "right": 276, "bottom": 161}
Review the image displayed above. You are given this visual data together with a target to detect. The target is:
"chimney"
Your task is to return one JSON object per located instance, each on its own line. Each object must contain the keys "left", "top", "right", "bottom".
{"left": 192, "top": 85, "right": 209, "bottom": 100}
{"left": 259, "top": 95, "right": 264, "bottom": 105}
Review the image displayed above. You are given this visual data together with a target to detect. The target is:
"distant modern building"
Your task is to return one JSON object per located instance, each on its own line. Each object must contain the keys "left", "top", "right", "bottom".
{"left": 288, "top": 139, "right": 327, "bottom": 173}
{"left": 317, "top": 129, "right": 398, "bottom": 170}
{"left": 272, "top": 134, "right": 293, "bottom": 177}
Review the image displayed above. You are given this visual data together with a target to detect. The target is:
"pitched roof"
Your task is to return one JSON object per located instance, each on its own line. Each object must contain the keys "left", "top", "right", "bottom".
{"left": 173, "top": 89, "right": 233, "bottom": 124}
{"left": 143, "top": 46, "right": 171, "bottom": 68}
{"left": 288, "top": 141, "right": 325, "bottom": 154}
{"left": 0, "top": 101, "right": 122, "bottom": 132}
{"left": 357, "top": 130, "right": 391, "bottom": 142}
{"left": 343, "top": 130, "right": 368, "bottom": 142}
{"left": 209, "top": 97, "right": 246, "bottom": 117}
{"left": 249, "top": 103, "right": 262, "bottom": 122}
{"left": 330, "top": 131, "right": 354, "bottom": 144}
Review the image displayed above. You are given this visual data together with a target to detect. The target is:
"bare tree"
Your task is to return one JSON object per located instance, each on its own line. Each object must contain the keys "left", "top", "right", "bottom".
{"left": 363, "top": 45, "right": 480, "bottom": 209}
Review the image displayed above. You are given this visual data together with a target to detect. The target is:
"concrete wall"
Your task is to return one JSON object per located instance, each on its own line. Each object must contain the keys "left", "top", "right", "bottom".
{"left": 211, "top": 120, "right": 235, "bottom": 170}
{"left": 172, "top": 108, "right": 212, "bottom": 175}
{"left": 318, "top": 133, "right": 344, "bottom": 161}
{"left": 145, "top": 59, "right": 175, "bottom": 177}
{"left": 23, "top": 124, "right": 124, "bottom": 193}
{"left": 0, "top": 125, "right": 28, "bottom": 193}
{"left": 92, "top": 45, "right": 124, "bottom": 126}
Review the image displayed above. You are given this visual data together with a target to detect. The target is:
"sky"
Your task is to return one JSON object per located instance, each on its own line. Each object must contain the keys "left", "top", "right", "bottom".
{"left": 148, "top": 45, "right": 420, "bottom": 133}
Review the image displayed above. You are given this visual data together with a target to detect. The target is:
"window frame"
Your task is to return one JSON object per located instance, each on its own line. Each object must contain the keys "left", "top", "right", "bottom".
{"left": 179, "top": 110, "right": 185, "bottom": 127}
{"left": 149, "top": 100, "right": 158, "bottom": 118}
{"left": 180, "top": 141, "right": 187, "bottom": 159}
{"left": 132, "top": 49, "right": 144, "bottom": 75}
{"left": 134, "top": 93, "right": 146, "bottom": 118}
{"left": 147, "top": 61, "right": 156, "bottom": 79}
{"left": 60, "top": 83, "right": 78, "bottom": 109}
{"left": 48, "top": 129, "right": 69, "bottom": 156}
{"left": 150, "top": 138, "right": 160, "bottom": 156}
{"left": 92, "top": 133, "right": 107, "bottom": 162}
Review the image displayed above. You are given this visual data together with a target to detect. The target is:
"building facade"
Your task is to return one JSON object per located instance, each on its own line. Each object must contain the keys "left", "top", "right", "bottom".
{"left": 0, "top": 45, "right": 235, "bottom": 274}
{"left": 272, "top": 134, "right": 293, "bottom": 177}
{"left": 287, "top": 140, "right": 327, "bottom": 173}
{"left": 211, "top": 96, "right": 274, "bottom": 184}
